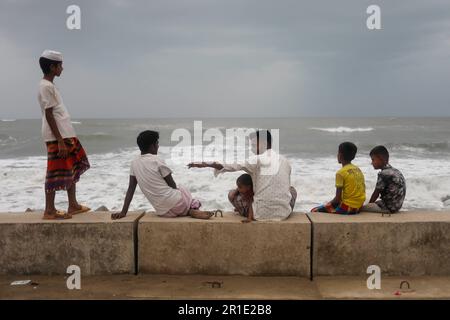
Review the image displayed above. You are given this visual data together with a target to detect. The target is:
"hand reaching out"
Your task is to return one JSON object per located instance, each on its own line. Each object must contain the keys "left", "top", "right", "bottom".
{"left": 187, "top": 162, "right": 224, "bottom": 170}
{"left": 187, "top": 162, "right": 209, "bottom": 169}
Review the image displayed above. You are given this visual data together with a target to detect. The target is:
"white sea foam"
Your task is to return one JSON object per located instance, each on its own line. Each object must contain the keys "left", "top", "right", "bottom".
{"left": 310, "top": 127, "right": 374, "bottom": 133}
{"left": 1, "top": 147, "right": 450, "bottom": 213}
{"left": 392, "top": 145, "right": 428, "bottom": 154}
{"left": 0, "top": 135, "right": 17, "bottom": 146}
{"left": 1, "top": 119, "right": 16, "bottom": 122}
{"left": 71, "top": 121, "right": 82, "bottom": 125}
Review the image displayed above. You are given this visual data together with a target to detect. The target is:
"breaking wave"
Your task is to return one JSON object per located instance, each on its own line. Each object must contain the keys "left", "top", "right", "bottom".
{"left": 310, "top": 127, "right": 374, "bottom": 133}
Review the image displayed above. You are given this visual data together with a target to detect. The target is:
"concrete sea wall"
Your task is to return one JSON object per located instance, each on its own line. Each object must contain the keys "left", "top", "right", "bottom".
{"left": 0, "top": 211, "right": 449, "bottom": 277}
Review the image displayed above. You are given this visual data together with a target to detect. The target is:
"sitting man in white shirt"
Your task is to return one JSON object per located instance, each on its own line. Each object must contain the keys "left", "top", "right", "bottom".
{"left": 188, "top": 130, "right": 297, "bottom": 222}
{"left": 112, "top": 130, "right": 216, "bottom": 220}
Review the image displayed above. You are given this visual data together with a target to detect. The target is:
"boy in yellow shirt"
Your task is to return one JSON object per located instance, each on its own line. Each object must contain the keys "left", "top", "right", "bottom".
{"left": 311, "top": 142, "right": 366, "bottom": 214}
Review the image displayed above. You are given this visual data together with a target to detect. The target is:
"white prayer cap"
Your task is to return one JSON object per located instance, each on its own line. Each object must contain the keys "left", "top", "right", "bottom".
{"left": 40, "top": 50, "right": 63, "bottom": 62}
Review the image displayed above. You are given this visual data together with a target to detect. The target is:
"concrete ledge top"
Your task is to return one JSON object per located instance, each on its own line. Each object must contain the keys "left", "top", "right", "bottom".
{"left": 0, "top": 211, "right": 145, "bottom": 224}
{"left": 2, "top": 211, "right": 449, "bottom": 224}
{"left": 307, "top": 211, "right": 450, "bottom": 223}
{"left": 140, "top": 212, "right": 310, "bottom": 224}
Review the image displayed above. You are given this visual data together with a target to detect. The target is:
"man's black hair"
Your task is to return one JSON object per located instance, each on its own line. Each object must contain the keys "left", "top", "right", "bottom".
{"left": 236, "top": 173, "right": 253, "bottom": 187}
{"left": 137, "top": 130, "right": 159, "bottom": 152}
{"left": 370, "top": 145, "right": 389, "bottom": 161}
{"left": 338, "top": 142, "right": 357, "bottom": 162}
{"left": 254, "top": 129, "right": 272, "bottom": 148}
{"left": 39, "top": 57, "right": 61, "bottom": 75}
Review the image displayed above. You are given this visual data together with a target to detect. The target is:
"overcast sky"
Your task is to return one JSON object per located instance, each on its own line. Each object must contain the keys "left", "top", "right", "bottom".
{"left": 0, "top": 0, "right": 449, "bottom": 118}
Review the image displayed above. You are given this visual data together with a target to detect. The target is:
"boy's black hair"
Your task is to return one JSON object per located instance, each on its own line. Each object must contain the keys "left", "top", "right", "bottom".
{"left": 253, "top": 130, "right": 272, "bottom": 148}
{"left": 137, "top": 130, "right": 159, "bottom": 152}
{"left": 236, "top": 173, "right": 253, "bottom": 188}
{"left": 370, "top": 145, "right": 389, "bottom": 161}
{"left": 39, "top": 57, "right": 61, "bottom": 75}
{"left": 338, "top": 142, "right": 357, "bottom": 162}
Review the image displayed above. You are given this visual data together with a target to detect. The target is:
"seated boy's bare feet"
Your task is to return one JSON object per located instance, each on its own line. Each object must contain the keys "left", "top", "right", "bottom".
{"left": 111, "top": 212, "right": 127, "bottom": 220}
{"left": 189, "top": 209, "right": 214, "bottom": 220}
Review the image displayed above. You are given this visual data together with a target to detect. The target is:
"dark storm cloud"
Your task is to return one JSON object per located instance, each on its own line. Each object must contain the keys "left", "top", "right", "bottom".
{"left": 0, "top": 0, "right": 449, "bottom": 118}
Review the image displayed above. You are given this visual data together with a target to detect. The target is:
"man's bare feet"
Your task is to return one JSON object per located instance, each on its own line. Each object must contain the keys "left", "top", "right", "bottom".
{"left": 189, "top": 209, "right": 214, "bottom": 220}
{"left": 111, "top": 212, "right": 127, "bottom": 220}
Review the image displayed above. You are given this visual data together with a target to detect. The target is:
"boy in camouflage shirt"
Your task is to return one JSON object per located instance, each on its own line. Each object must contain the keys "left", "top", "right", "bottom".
{"left": 362, "top": 146, "right": 406, "bottom": 213}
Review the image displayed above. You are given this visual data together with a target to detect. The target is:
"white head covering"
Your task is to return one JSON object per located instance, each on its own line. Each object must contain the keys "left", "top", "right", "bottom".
{"left": 40, "top": 50, "right": 63, "bottom": 62}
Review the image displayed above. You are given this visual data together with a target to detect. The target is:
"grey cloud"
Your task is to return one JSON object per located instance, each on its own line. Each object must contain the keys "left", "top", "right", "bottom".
{"left": 0, "top": 0, "right": 449, "bottom": 118}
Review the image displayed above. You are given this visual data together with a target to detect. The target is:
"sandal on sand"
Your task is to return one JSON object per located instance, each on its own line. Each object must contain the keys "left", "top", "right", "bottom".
{"left": 69, "top": 205, "right": 91, "bottom": 215}
{"left": 43, "top": 210, "right": 72, "bottom": 220}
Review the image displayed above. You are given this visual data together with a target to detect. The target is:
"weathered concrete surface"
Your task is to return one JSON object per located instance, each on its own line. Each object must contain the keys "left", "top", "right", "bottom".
{"left": 0, "top": 211, "right": 144, "bottom": 275}
{"left": 2, "top": 274, "right": 450, "bottom": 299}
{"left": 0, "top": 275, "right": 319, "bottom": 300}
{"left": 308, "top": 211, "right": 450, "bottom": 276}
{"left": 316, "top": 276, "right": 450, "bottom": 299}
{"left": 138, "top": 212, "right": 311, "bottom": 276}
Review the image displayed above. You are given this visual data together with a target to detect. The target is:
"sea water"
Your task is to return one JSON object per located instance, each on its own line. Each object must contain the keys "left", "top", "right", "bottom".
{"left": 1, "top": 117, "right": 450, "bottom": 212}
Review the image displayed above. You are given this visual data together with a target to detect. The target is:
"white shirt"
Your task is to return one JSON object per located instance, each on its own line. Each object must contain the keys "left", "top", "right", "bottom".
{"left": 215, "top": 149, "right": 293, "bottom": 221}
{"left": 38, "top": 79, "right": 77, "bottom": 142}
{"left": 130, "top": 154, "right": 182, "bottom": 215}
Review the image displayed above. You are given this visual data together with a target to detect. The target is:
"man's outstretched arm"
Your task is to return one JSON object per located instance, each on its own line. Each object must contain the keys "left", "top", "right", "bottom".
{"left": 187, "top": 162, "right": 224, "bottom": 170}
{"left": 112, "top": 175, "right": 138, "bottom": 220}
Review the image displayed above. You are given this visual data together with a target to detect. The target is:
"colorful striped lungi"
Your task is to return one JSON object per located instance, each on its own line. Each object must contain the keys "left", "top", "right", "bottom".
{"left": 45, "top": 137, "right": 90, "bottom": 193}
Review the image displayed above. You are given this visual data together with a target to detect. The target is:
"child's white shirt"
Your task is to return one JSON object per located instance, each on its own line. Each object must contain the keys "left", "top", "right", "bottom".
{"left": 38, "top": 79, "right": 76, "bottom": 142}
{"left": 130, "top": 153, "right": 182, "bottom": 215}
